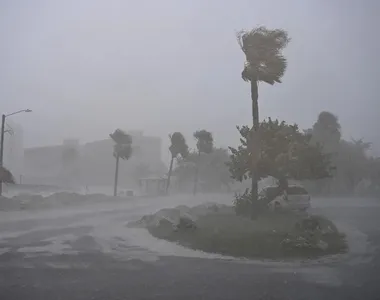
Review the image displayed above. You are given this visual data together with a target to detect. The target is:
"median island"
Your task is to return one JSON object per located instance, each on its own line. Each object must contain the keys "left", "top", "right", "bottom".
{"left": 129, "top": 203, "right": 347, "bottom": 259}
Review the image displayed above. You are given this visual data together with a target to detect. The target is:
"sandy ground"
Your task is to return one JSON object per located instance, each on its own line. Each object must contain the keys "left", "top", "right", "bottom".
{"left": 0, "top": 193, "right": 379, "bottom": 299}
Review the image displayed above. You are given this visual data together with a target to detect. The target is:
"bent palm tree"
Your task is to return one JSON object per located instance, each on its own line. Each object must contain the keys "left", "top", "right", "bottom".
{"left": 110, "top": 129, "right": 132, "bottom": 196}
{"left": 237, "top": 26, "right": 290, "bottom": 215}
{"left": 166, "top": 132, "right": 188, "bottom": 193}
{"left": 193, "top": 130, "right": 213, "bottom": 195}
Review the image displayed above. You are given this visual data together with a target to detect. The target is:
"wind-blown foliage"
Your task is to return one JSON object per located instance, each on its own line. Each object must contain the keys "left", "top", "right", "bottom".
{"left": 237, "top": 26, "right": 290, "bottom": 84}
{"left": 193, "top": 130, "right": 214, "bottom": 195}
{"left": 110, "top": 129, "right": 132, "bottom": 196}
{"left": 228, "top": 118, "right": 333, "bottom": 186}
{"left": 311, "top": 111, "right": 341, "bottom": 154}
{"left": 169, "top": 132, "right": 189, "bottom": 158}
{"left": 194, "top": 130, "right": 214, "bottom": 154}
{"left": 110, "top": 129, "right": 132, "bottom": 160}
{"left": 166, "top": 132, "right": 189, "bottom": 193}
{"left": 228, "top": 119, "right": 333, "bottom": 216}
{"left": 304, "top": 111, "right": 380, "bottom": 196}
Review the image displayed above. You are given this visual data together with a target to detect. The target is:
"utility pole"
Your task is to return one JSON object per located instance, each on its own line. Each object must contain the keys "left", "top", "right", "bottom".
{"left": 0, "top": 114, "right": 6, "bottom": 196}
{"left": 0, "top": 109, "right": 32, "bottom": 196}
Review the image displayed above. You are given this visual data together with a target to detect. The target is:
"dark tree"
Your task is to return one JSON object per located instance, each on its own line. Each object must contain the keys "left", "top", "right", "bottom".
{"left": 110, "top": 129, "right": 132, "bottom": 196}
{"left": 311, "top": 111, "right": 341, "bottom": 154}
{"left": 166, "top": 132, "right": 188, "bottom": 193}
{"left": 193, "top": 130, "right": 213, "bottom": 195}
{"left": 228, "top": 119, "right": 333, "bottom": 216}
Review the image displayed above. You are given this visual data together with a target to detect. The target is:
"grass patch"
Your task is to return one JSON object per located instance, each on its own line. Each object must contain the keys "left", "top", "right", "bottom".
{"left": 148, "top": 210, "right": 347, "bottom": 259}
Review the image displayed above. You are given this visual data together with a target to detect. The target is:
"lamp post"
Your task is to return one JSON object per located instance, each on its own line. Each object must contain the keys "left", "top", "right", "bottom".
{"left": 0, "top": 109, "right": 32, "bottom": 196}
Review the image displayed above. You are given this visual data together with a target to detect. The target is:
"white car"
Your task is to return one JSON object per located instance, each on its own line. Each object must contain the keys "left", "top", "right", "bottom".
{"left": 259, "top": 185, "right": 311, "bottom": 212}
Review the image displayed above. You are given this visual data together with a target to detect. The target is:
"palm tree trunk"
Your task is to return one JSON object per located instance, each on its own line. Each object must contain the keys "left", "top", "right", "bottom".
{"left": 113, "top": 154, "right": 120, "bottom": 197}
{"left": 251, "top": 79, "right": 259, "bottom": 218}
{"left": 193, "top": 151, "right": 201, "bottom": 195}
{"left": 166, "top": 156, "right": 174, "bottom": 194}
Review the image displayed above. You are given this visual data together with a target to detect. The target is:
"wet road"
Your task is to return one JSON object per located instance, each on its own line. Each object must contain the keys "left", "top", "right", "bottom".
{"left": 0, "top": 195, "right": 379, "bottom": 300}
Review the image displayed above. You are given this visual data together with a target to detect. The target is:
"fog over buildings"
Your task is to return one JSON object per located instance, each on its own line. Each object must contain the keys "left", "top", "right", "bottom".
{"left": 1, "top": 0, "right": 379, "bottom": 171}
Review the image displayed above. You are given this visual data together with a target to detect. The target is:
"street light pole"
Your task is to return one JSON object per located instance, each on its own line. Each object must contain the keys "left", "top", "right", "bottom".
{"left": 0, "top": 114, "right": 6, "bottom": 196}
{"left": 0, "top": 109, "right": 32, "bottom": 196}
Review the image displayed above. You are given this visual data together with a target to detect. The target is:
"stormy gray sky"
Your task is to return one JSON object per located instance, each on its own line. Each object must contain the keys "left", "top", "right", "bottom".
{"left": 1, "top": 0, "right": 379, "bottom": 158}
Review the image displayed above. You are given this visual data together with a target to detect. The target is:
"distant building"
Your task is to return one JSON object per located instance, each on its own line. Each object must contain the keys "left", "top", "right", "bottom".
{"left": 23, "top": 131, "right": 166, "bottom": 188}
{"left": 23, "top": 138, "right": 82, "bottom": 186}
{"left": 3, "top": 120, "right": 24, "bottom": 183}
{"left": 81, "top": 130, "right": 165, "bottom": 187}
{"left": 23, "top": 143, "right": 66, "bottom": 186}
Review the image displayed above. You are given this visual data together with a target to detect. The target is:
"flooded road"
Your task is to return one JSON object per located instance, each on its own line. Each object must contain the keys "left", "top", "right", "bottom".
{"left": 0, "top": 194, "right": 379, "bottom": 299}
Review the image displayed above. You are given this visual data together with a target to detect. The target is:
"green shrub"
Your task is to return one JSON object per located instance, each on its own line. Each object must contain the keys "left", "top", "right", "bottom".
{"left": 233, "top": 189, "right": 252, "bottom": 217}
{"left": 233, "top": 189, "right": 268, "bottom": 217}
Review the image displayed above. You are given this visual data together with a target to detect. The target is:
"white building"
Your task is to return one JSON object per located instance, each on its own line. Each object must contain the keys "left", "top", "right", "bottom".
{"left": 23, "top": 130, "right": 167, "bottom": 188}
{"left": 3, "top": 119, "right": 24, "bottom": 183}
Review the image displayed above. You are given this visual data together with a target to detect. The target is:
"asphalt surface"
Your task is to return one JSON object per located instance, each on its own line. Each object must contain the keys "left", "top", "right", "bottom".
{"left": 0, "top": 195, "right": 379, "bottom": 300}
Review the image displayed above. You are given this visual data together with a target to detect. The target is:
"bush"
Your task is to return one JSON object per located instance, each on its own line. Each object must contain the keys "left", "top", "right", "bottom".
{"left": 233, "top": 189, "right": 252, "bottom": 217}
{"left": 233, "top": 189, "right": 268, "bottom": 217}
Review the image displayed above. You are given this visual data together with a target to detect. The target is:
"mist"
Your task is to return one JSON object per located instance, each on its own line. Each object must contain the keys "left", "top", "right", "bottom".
{"left": 1, "top": 0, "right": 379, "bottom": 161}
{"left": 2, "top": 2, "right": 380, "bottom": 297}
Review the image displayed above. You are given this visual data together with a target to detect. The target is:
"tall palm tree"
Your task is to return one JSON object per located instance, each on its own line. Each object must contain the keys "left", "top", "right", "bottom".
{"left": 237, "top": 26, "right": 290, "bottom": 213}
{"left": 193, "top": 130, "right": 213, "bottom": 195}
{"left": 110, "top": 129, "right": 132, "bottom": 196}
{"left": 166, "top": 132, "right": 188, "bottom": 193}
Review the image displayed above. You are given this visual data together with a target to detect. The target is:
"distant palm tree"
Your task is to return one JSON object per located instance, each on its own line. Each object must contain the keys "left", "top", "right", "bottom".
{"left": 237, "top": 26, "right": 290, "bottom": 213}
{"left": 0, "top": 166, "right": 15, "bottom": 184}
{"left": 166, "top": 132, "right": 188, "bottom": 193}
{"left": 193, "top": 130, "right": 213, "bottom": 195}
{"left": 110, "top": 129, "right": 132, "bottom": 196}
{"left": 312, "top": 111, "right": 342, "bottom": 149}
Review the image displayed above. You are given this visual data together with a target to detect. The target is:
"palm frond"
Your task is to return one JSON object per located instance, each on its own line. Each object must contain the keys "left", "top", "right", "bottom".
{"left": 110, "top": 128, "right": 133, "bottom": 160}
{"left": 110, "top": 129, "right": 132, "bottom": 145}
{"left": 194, "top": 130, "right": 214, "bottom": 154}
{"left": 237, "top": 26, "right": 290, "bottom": 84}
{"left": 256, "top": 53, "right": 288, "bottom": 84}
{"left": 169, "top": 132, "right": 189, "bottom": 158}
